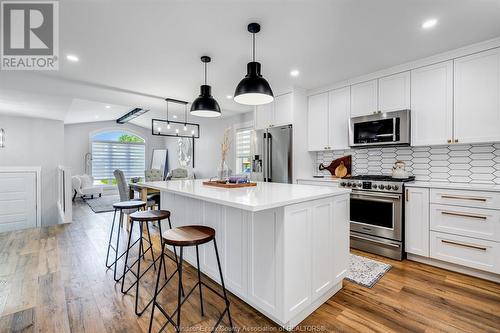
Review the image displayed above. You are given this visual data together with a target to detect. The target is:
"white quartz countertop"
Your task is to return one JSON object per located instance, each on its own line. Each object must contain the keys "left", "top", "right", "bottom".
{"left": 140, "top": 179, "right": 351, "bottom": 212}
{"left": 405, "top": 181, "right": 500, "bottom": 192}
{"left": 296, "top": 176, "right": 341, "bottom": 183}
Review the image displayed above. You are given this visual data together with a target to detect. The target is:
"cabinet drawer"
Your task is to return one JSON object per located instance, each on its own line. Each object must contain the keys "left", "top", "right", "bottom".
{"left": 297, "top": 180, "right": 339, "bottom": 187}
{"left": 430, "top": 231, "right": 500, "bottom": 274}
{"left": 430, "top": 204, "right": 500, "bottom": 241}
{"left": 430, "top": 188, "right": 500, "bottom": 210}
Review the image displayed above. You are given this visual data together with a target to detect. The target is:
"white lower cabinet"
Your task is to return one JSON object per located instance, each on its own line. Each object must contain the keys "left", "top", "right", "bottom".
{"left": 405, "top": 187, "right": 430, "bottom": 256}
{"left": 430, "top": 231, "right": 500, "bottom": 274}
{"left": 406, "top": 186, "right": 500, "bottom": 278}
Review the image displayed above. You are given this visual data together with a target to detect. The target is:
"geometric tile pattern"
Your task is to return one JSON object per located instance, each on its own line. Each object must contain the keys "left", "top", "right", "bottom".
{"left": 316, "top": 143, "right": 500, "bottom": 184}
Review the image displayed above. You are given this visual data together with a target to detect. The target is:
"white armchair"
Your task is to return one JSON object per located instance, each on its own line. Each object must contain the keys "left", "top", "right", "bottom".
{"left": 72, "top": 174, "right": 104, "bottom": 201}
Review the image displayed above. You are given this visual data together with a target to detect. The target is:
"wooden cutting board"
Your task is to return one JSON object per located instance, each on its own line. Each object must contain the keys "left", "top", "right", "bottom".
{"left": 319, "top": 155, "right": 352, "bottom": 178}
{"left": 203, "top": 181, "right": 257, "bottom": 188}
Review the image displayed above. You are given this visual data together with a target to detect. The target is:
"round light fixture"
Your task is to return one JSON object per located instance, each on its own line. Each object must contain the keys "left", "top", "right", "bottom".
{"left": 190, "top": 56, "right": 221, "bottom": 117}
{"left": 422, "top": 18, "right": 438, "bottom": 29}
{"left": 234, "top": 23, "right": 274, "bottom": 106}
{"left": 290, "top": 69, "right": 300, "bottom": 77}
{"left": 66, "top": 54, "right": 79, "bottom": 62}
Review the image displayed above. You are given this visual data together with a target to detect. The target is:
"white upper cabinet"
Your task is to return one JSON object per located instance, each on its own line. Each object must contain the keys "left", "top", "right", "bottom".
{"left": 254, "top": 103, "right": 273, "bottom": 130}
{"left": 255, "top": 93, "right": 293, "bottom": 130}
{"left": 274, "top": 93, "right": 293, "bottom": 127}
{"left": 307, "top": 93, "right": 329, "bottom": 151}
{"left": 378, "top": 71, "right": 411, "bottom": 112}
{"left": 329, "top": 87, "right": 350, "bottom": 150}
{"left": 411, "top": 61, "right": 453, "bottom": 146}
{"left": 350, "top": 80, "right": 378, "bottom": 117}
{"left": 454, "top": 48, "right": 500, "bottom": 144}
{"left": 307, "top": 87, "right": 350, "bottom": 151}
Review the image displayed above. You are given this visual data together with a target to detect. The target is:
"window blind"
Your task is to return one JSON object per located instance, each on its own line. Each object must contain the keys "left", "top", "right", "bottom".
{"left": 235, "top": 128, "right": 252, "bottom": 158}
{"left": 91, "top": 141, "right": 145, "bottom": 181}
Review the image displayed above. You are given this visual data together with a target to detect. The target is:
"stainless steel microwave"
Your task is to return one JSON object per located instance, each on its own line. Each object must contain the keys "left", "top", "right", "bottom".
{"left": 349, "top": 110, "right": 411, "bottom": 148}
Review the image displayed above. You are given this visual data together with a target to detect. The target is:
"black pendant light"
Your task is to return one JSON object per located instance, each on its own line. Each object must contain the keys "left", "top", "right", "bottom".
{"left": 190, "top": 56, "right": 221, "bottom": 117}
{"left": 234, "top": 23, "right": 274, "bottom": 106}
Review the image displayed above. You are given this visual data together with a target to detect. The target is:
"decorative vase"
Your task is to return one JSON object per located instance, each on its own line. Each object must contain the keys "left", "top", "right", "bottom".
{"left": 217, "top": 160, "right": 230, "bottom": 181}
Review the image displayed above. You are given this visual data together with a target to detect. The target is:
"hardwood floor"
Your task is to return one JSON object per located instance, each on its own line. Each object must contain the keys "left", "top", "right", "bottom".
{"left": 0, "top": 200, "right": 499, "bottom": 332}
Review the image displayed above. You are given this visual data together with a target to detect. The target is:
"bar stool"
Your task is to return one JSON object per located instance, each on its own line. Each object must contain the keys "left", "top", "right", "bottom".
{"left": 105, "top": 200, "right": 146, "bottom": 282}
{"left": 148, "top": 225, "right": 234, "bottom": 333}
{"left": 122, "top": 210, "right": 183, "bottom": 316}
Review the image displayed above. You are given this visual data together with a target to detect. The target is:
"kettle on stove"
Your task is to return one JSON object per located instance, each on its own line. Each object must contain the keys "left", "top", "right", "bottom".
{"left": 392, "top": 160, "right": 409, "bottom": 179}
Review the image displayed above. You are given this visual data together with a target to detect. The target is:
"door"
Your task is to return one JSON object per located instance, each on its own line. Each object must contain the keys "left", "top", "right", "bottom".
{"left": 411, "top": 61, "right": 453, "bottom": 146}
{"left": 329, "top": 87, "right": 350, "bottom": 150}
{"left": 0, "top": 172, "right": 37, "bottom": 232}
{"left": 378, "top": 71, "right": 411, "bottom": 112}
{"left": 268, "top": 125, "right": 292, "bottom": 184}
{"left": 405, "top": 187, "right": 430, "bottom": 257}
{"left": 350, "top": 79, "right": 378, "bottom": 117}
{"left": 274, "top": 93, "right": 293, "bottom": 126}
{"left": 255, "top": 103, "right": 273, "bottom": 130}
{"left": 307, "top": 93, "right": 329, "bottom": 151}
{"left": 454, "top": 48, "right": 500, "bottom": 144}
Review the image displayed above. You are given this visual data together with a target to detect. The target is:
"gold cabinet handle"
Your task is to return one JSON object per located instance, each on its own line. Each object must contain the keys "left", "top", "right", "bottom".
{"left": 441, "top": 211, "right": 487, "bottom": 220}
{"left": 447, "top": 139, "right": 452, "bottom": 143}
{"left": 441, "top": 195, "right": 487, "bottom": 202}
{"left": 441, "top": 239, "right": 487, "bottom": 251}
{"left": 405, "top": 189, "right": 409, "bottom": 202}
{"left": 454, "top": 139, "right": 458, "bottom": 143}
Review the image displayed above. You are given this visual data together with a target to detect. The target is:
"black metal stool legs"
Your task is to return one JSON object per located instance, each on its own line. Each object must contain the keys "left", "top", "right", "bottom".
{"left": 105, "top": 208, "right": 118, "bottom": 269}
{"left": 148, "top": 238, "right": 234, "bottom": 333}
{"left": 213, "top": 238, "right": 234, "bottom": 332}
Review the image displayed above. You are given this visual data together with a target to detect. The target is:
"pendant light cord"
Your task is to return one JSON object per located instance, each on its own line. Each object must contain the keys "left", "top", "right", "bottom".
{"left": 184, "top": 104, "right": 187, "bottom": 124}
{"left": 166, "top": 100, "right": 169, "bottom": 122}
{"left": 252, "top": 33, "right": 255, "bottom": 62}
{"left": 204, "top": 62, "right": 207, "bottom": 85}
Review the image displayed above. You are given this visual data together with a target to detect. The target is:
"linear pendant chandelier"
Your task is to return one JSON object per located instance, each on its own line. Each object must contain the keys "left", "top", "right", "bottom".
{"left": 152, "top": 98, "right": 200, "bottom": 138}
{"left": 190, "top": 56, "right": 221, "bottom": 117}
{"left": 234, "top": 23, "right": 274, "bottom": 106}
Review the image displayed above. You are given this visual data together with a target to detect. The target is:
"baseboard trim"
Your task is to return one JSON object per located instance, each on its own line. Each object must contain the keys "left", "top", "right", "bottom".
{"left": 407, "top": 254, "right": 500, "bottom": 283}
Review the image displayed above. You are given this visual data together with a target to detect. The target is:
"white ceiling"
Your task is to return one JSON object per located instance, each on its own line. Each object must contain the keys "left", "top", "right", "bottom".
{"left": 1, "top": 0, "right": 500, "bottom": 127}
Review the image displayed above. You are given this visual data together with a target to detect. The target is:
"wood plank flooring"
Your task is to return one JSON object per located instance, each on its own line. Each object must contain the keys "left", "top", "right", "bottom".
{"left": 0, "top": 200, "right": 499, "bottom": 332}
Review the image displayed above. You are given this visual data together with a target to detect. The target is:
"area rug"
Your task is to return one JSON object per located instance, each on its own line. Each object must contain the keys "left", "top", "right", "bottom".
{"left": 345, "top": 254, "right": 391, "bottom": 288}
{"left": 84, "top": 195, "right": 120, "bottom": 213}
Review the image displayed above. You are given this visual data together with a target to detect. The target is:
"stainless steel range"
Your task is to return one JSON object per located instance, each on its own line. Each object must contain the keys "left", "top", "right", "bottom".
{"left": 340, "top": 175, "right": 415, "bottom": 260}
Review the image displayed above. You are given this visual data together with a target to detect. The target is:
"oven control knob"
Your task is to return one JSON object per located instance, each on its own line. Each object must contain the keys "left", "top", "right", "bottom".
{"left": 392, "top": 185, "right": 399, "bottom": 190}
{"left": 357, "top": 183, "right": 362, "bottom": 188}
{"left": 346, "top": 182, "right": 352, "bottom": 187}
{"left": 340, "top": 182, "right": 346, "bottom": 187}
{"left": 384, "top": 185, "right": 391, "bottom": 190}
{"left": 378, "top": 184, "right": 384, "bottom": 189}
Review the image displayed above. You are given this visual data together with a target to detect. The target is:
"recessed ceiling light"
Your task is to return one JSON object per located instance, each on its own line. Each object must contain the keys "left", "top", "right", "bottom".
{"left": 66, "top": 54, "right": 79, "bottom": 62}
{"left": 226, "top": 95, "right": 233, "bottom": 99}
{"left": 173, "top": 115, "right": 177, "bottom": 119}
{"left": 290, "top": 69, "right": 300, "bottom": 77}
{"left": 422, "top": 18, "right": 438, "bottom": 29}
{"left": 105, "top": 105, "right": 111, "bottom": 109}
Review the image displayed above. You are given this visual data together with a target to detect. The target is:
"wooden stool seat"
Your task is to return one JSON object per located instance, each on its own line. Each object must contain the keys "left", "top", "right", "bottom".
{"left": 130, "top": 210, "right": 170, "bottom": 222}
{"left": 113, "top": 200, "right": 146, "bottom": 210}
{"left": 162, "top": 226, "right": 215, "bottom": 247}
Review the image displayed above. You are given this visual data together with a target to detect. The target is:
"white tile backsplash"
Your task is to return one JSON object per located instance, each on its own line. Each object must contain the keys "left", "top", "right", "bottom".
{"left": 315, "top": 144, "right": 500, "bottom": 184}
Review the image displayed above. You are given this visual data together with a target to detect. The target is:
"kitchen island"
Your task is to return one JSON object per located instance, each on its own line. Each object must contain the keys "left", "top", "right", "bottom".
{"left": 140, "top": 180, "right": 350, "bottom": 330}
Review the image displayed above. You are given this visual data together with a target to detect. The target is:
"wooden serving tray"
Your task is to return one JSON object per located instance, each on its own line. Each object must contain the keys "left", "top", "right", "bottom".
{"left": 203, "top": 181, "right": 257, "bottom": 188}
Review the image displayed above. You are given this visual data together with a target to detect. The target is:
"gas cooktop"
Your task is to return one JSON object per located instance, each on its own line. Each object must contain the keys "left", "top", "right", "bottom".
{"left": 347, "top": 175, "right": 415, "bottom": 182}
{"left": 339, "top": 175, "right": 415, "bottom": 193}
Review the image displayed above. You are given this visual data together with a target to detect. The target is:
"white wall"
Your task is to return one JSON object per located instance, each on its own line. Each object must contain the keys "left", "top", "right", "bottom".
{"left": 165, "top": 112, "right": 253, "bottom": 179}
{"left": 0, "top": 115, "right": 64, "bottom": 226}
{"left": 64, "top": 120, "right": 166, "bottom": 177}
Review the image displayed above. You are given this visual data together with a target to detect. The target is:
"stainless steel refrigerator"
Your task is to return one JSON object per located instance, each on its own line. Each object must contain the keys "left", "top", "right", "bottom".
{"left": 251, "top": 125, "right": 293, "bottom": 183}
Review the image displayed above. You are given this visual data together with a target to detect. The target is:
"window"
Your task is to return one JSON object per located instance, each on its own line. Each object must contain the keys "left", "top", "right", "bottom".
{"left": 91, "top": 131, "right": 145, "bottom": 185}
{"left": 235, "top": 127, "right": 252, "bottom": 174}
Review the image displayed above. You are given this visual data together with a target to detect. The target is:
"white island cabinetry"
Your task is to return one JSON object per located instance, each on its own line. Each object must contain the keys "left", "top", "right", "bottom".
{"left": 142, "top": 180, "right": 350, "bottom": 329}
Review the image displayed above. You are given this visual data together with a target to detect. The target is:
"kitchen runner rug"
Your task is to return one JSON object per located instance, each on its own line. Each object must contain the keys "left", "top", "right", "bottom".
{"left": 345, "top": 254, "right": 392, "bottom": 288}
{"left": 84, "top": 195, "right": 121, "bottom": 213}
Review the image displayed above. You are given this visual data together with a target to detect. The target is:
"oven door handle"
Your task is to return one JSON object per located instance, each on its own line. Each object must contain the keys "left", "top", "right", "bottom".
{"left": 350, "top": 234, "right": 401, "bottom": 248}
{"left": 351, "top": 190, "right": 401, "bottom": 200}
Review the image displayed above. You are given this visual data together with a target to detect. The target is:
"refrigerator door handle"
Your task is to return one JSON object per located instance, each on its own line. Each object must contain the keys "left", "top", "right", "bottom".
{"left": 263, "top": 132, "right": 268, "bottom": 181}
{"left": 268, "top": 133, "right": 272, "bottom": 182}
